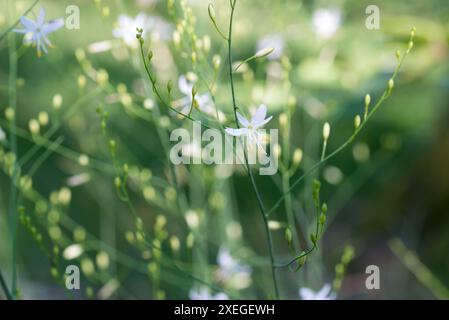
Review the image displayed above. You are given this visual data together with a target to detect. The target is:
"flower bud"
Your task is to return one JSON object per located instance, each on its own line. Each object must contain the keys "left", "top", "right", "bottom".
{"left": 38, "top": 112, "right": 49, "bottom": 126}
{"left": 213, "top": 55, "right": 221, "bottom": 70}
{"left": 28, "top": 119, "right": 40, "bottom": 135}
{"left": 292, "top": 148, "right": 303, "bottom": 166}
{"left": 388, "top": 78, "right": 394, "bottom": 92}
{"left": 365, "top": 94, "right": 371, "bottom": 107}
{"left": 285, "top": 227, "right": 293, "bottom": 247}
{"left": 354, "top": 115, "right": 361, "bottom": 129}
{"left": 254, "top": 47, "right": 274, "bottom": 59}
{"left": 208, "top": 4, "right": 216, "bottom": 21}
{"left": 323, "top": 122, "right": 330, "bottom": 141}
{"left": 53, "top": 94, "right": 63, "bottom": 110}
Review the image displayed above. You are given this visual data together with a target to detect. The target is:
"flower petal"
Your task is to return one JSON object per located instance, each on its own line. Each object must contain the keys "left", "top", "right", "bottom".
{"left": 316, "top": 284, "right": 332, "bottom": 299}
{"left": 236, "top": 112, "right": 250, "bottom": 127}
{"left": 42, "top": 19, "right": 64, "bottom": 35}
{"left": 254, "top": 115, "right": 272, "bottom": 129}
{"left": 37, "top": 7, "right": 46, "bottom": 26}
{"left": 251, "top": 104, "right": 268, "bottom": 127}
{"left": 299, "top": 288, "right": 316, "bottom": 300}
{"left": 19, "top": 16, "right": 36, "bottom": 31}
{"left": 178, "top": 75, "right": 193, "bottom": 96}
{"left": 225, "top": 127, "right": 248, "bottom": 137}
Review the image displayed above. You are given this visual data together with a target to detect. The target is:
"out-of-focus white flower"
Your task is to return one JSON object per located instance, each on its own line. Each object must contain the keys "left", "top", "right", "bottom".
{"left": 189, "top": 287, "right": 229, "bottom": 300}
{"left": 299, "top": 284, "right": 336, "bottom": 300}
{"left": 173, "top": 75, "right": 225, "bottom": 121}
{"left": 257, "top": 34, "right": 284, "bottom": 60}
{"left": 113, "top": 13, "right": 149, "bottom": 47}
{"left": 225, "top": 104, "right": 272, "bottom": 152}
{"left": 215, "top": 247, "right": 252, "bottom": 290}
{"left": 63, "top": 244, "right": 83, "bottom": 260}
{"left": 312, "top": 9, "right": 341, "bottom": 39}
{"left": 13, "top": 7, "right": 64, "bottom": 56}
{"left": 88, "top": 40, "right": 113, "bottom": 54}
{"left": 113, "top": 13, "right": 171, "bottom": 48}
{"left": 67, "top": 173, "right": 90, "bottom": 187}
{"left": 0, "top": 126, "right": 5, "bottom": 141}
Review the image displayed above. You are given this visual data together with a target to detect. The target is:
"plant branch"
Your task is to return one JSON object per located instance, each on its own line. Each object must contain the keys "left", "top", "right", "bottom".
{"left": 227, "top": 0, "right": 280, "bottom": 299}
{"left": 0, "top": 0, "right": 39, "bottom": 42}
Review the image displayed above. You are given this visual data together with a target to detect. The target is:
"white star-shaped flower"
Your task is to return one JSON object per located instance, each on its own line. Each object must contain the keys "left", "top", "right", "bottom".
{"left": 214, "top": 247, "right": 252, "bottom": 290}
{"left": 113, "top": 13, "right": 171, "bottom": 48}
{"left": 225, "top": 104, "right": 272, "bottom": 151}
{"left": 13, "top": 7, "right": 64, "bottom": 57}
{"left": 299, "top": 284, "right": 336, "bottom": 300}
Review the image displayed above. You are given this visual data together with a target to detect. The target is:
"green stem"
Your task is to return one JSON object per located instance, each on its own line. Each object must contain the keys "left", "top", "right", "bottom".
{"left": 0, "top": 0, "right": 39, "bottom": 42}
{"left": 227, "top": 0, "right": 279, "bottom": 299}
{"left": 0, "top": 269, "right": 13, "bottom": 300}
{"left": 267, "top": 36, "right": 413, "bottom": 218}
{"left": 7, "top": 6, "right": 18, "bottom": 298}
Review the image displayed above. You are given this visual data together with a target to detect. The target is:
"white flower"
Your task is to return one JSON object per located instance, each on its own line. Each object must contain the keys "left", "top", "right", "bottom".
{"left": 13, "top": 7, "right": 64, "bottom": 56}
{"left": 0, "top": 126, "right": 5, "bottom": 141}
{"left": 113, "top": 13, "right": 149, "bottom": 47}
{"left": 215, "top": 247, "right": 252, "bottom": 290}
{"left": 257, "top": 34, "right": 284, "bottom": 60}
{"left": 312, "top": 9, "right": 341, "bottom": 39}
{"left": 63, "top": 244, "right": 83, "bottom": 260}
{"left": 299, "top": 284, "right": 336, "bottom": 300}
{"left": 225, "top": 104, "right": 272, "bottom": 151}
{"left": 189, "top": 287, "right": 228, "bottom": 300}
{"left": 173, "top": 75, "right": 225, "bottom": 121}
{"left": 66, "top": 173, "right": 90, "bottom": 187}
{"left": 113, "top": 13, "right": 171, "bottom": 48}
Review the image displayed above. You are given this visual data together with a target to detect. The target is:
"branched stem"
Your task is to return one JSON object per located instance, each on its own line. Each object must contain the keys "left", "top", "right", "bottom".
{"left": 272, "top": 31, "right": 415, "bottom": 268}
{"left": 227, "top": 0, "right": 279, "bottom": 299}
{"left": 267, "top": 34, "right": 413, "bottom": 219}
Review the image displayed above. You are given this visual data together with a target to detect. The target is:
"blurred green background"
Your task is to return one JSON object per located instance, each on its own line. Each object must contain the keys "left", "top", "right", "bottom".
{"left": 0, "top": 0, "right": 448, "bottom": 299}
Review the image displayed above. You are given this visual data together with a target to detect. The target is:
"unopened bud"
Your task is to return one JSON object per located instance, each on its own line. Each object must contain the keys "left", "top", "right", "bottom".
{"left": 292, "top": 148, "right": 303, "bottom": 166}
{"left": 388, "top": 78, "right": 394, "bottom": 92}
{"left": 254, "top": 47, "right": 274, "bottom": 59}
{"left": 354, "top": 115, "right": 361, "bottom": 129}
{"left": 208, "top": 4, "right": 216, "bottom": 21}
{"left": 213, "top": 55, "right": 221, "bottom": 70}
{"left": 285, "top": 227, "right": 292, "bottom": 247}
{"left": 323, "top": 122, "right": 330, "bottom": 141}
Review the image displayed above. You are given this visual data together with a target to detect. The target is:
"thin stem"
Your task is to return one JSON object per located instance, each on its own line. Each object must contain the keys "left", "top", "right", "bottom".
{"left": 227, "top": 0, "right": 279, "bottom": 299}
{"left": 138, "top": 39, "right": 211, "bottom": 129}
{"left": 0, "top": 269, "right": 13, "bottom": 300}
{"left": 272, "top": 33, "right": 414, "bottom": 268}
{"left": 7, "top": 7, "right": 18, "bottom": 298}
{"left": 267, "top": 37, "right": 413, "bottom": 218}
{"left": 0, "top": 0, "right": 39, "bottom": 42}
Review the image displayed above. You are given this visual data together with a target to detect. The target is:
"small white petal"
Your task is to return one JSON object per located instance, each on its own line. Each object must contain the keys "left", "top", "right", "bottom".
{"left": 20, "top": 16, "right": 37, "bottom": 31}
{"left": 236, "top": 112, "right": 250, "bottom": 127}
{"left": 299, "top": 288, "right": 316, "bottom": 300}
{"left": 37, "top": 7, "right": 46, "bottom": 26}
{"left": 225, "top": 127, "right": 248, "bottom": 137}
{"left": 42, "top": 18, "right": 64, "bottom": 35}
{"left": 178, "top": 75, "right": 193, "bottom": 96}
{"left": 251, "top": 104, "right": 268, "bottom": 127}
